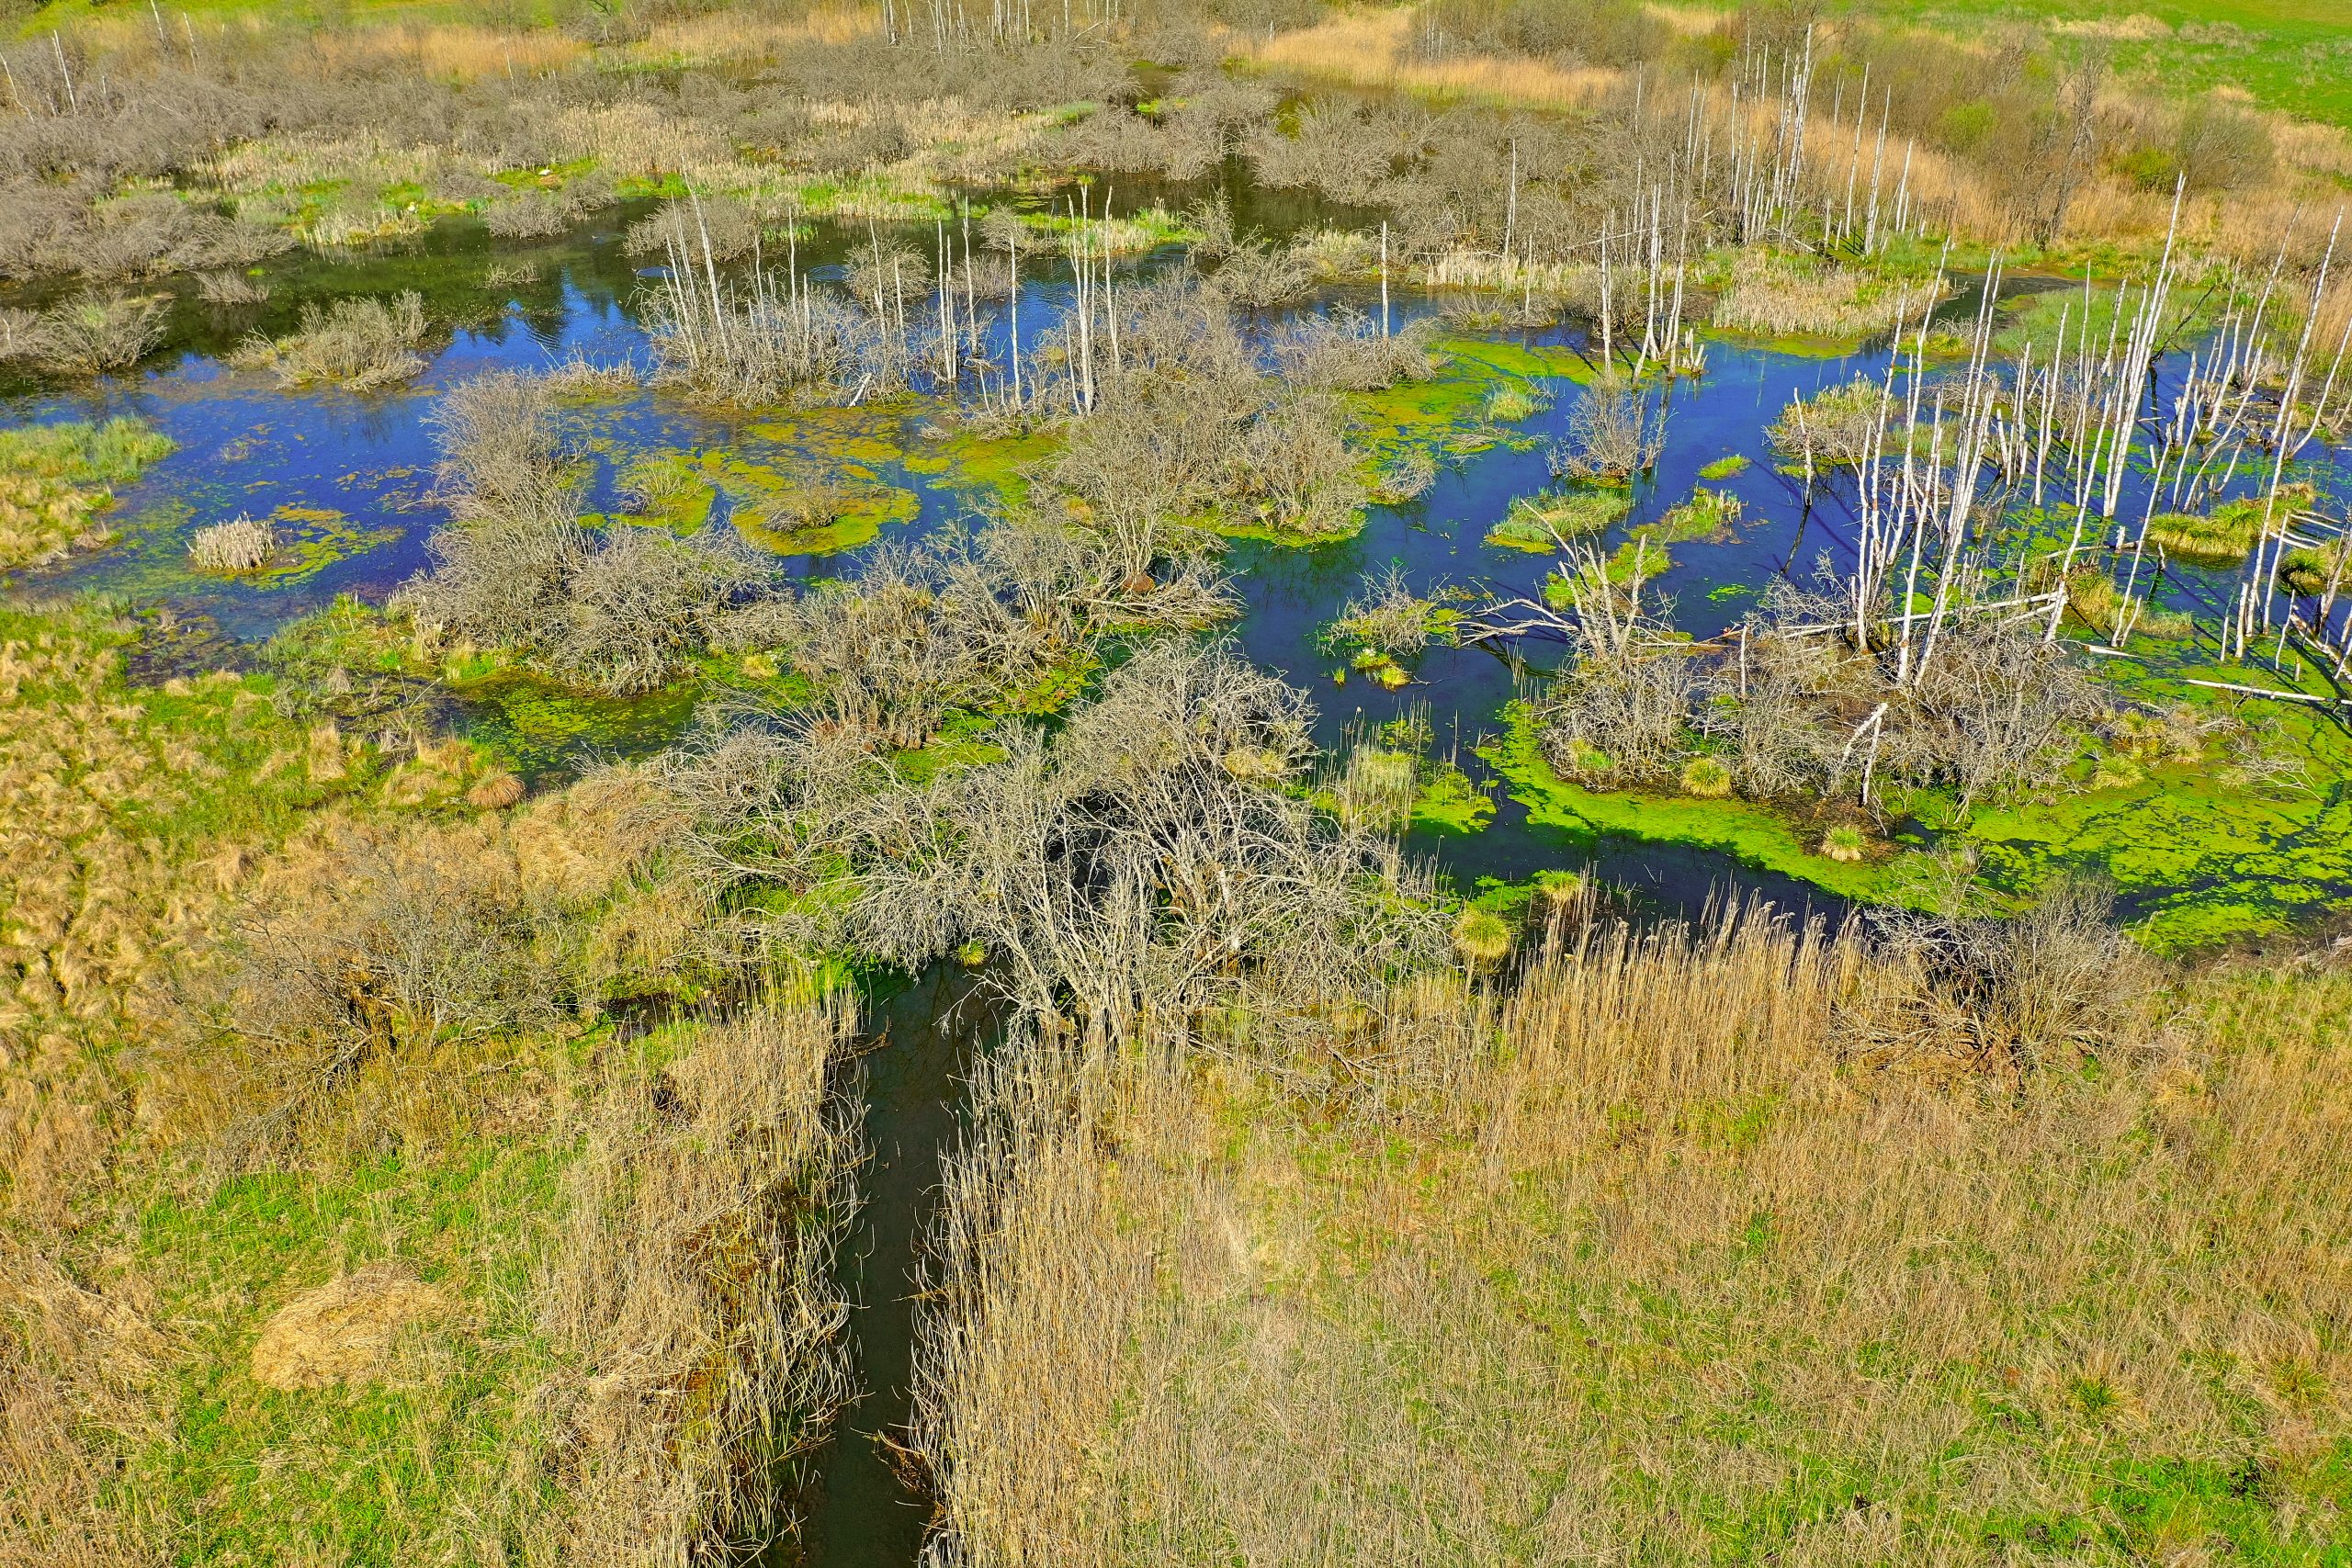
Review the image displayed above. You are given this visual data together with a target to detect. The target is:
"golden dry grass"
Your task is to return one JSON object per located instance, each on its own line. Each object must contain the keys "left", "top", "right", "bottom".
{"left": 632, "top": 4, "right": 881, "bottom": 65}
{"left": 0, "top": 604, "right": 856, "bottom": 1562}
{"left": 916, "top": 906, "right": 2352, "bottom": 1563}
{"left": 538, "top": 999, "right": 861, "bottom": 1566}
{"left": 1242, "top": 7, "right": 1620, "bottom": 107}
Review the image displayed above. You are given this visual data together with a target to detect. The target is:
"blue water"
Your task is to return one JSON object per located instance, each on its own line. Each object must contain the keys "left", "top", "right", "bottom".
{"left": 5, "top": 207, "right": 2345, "bottom": 924}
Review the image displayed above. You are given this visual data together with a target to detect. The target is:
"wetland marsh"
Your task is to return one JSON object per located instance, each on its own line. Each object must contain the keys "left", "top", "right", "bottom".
{"left": 6, "top": 4, "right": 2352, "bottom": 1563}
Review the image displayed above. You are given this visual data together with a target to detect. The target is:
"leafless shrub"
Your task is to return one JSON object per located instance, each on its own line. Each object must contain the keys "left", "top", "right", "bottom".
{"left": 1246, "top": 98, "right": 1414, "bottom": 206}
{"left": 232, "top": 290, "right": 430, "bottom": 390}
{"left": 430, "top": 368, "right": 582, "bottom": 535}
{"left": 772, "top": 514, "right": 1235, "bottom": 750}
{"left": 623, "top": 194, "right": 767, "bottom": 263}
{"left": 484, "top": 190, "right": 570, "bottom": 239}
{"left": 209, "top": 829, "right": 572, "bottom": 1166}
{"left": 1890, "top": 613, "right": 2110, "bottom": 808}
{"left": 0, "top": 305, "right": 41, "bottom": 361}
{"left": 1844, "top": 877, "right": 2151, "bottom": 1074}
{"left": 1697, "top": 632, "right": 1853, "bottom": 799}
{"left": 407, "top": 370, "right": 781, "bottom": 693}
{"left": 188, "top": 514, "right": 276, "bottom": 572}
{"left": 1053, "top": 372, "right": 1344, "bottom": 543}
{"left": 1538, "top": 647, "right": 1696, "bottom": 783}
{"left": 842, "top": 239, "right": 933, "bottom": 318}
{"left": 843, "top": 640, "right": 1449, "bottom": 1035}
{"left": 644, "top": 273, "right": 876, "bottom": 404}
{"left": 196, "top": 270, "right": 270, "bottom": 305}
{"left": 28, "top": 292, "right": 170, "bottom": 374}
{"left": 551, "top": 524, "right": 776, "bottom": 694}
{"left": 1329, "top": 563, "right": 1444, "bottom": 656}
{"left": 1547, "top": 376, "right": 1667, "bottom": 480}
{"left": 1269, "top": 310, "right": 1437, "bottom": 391}
{"left": 1204, "top": 239, "right": 1317, "bottom": 308}
{"left": 1703, "top": 575, "right": 2115, "bottom": 811}
{"left": 1242, "top": 391, "right": 1369, "bottom": 536}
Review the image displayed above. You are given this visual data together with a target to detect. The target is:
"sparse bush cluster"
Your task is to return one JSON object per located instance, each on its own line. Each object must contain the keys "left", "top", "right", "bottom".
{"left": 776, "top": 513, "right": 1234, "bottom": 750}
{"left": 1547, "top": 377, "right": 1667, "bottom": 480}
{"left": 403, "top": 371, "right": 784, "bottom": 694}
{"left": 0, "top": 291, "right": 171, "bottom": 375}
{"left": 1508, "top": 553, "right": 2122, "bottom": 816}
{"left": 670, "top": 638, "right": 1448, "bottom": 1038}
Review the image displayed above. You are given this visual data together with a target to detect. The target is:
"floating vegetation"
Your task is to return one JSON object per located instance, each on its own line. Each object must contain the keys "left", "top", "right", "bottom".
{"left": 1413, "top": 760, "right": 1494, "bottom": 835}
{"left": 1371, "top": 448, "right": 1437, "bottom": 501}
{"left": 1697, "top": 454, "right": 1750, "bottom": 480}
{"left": 1481, "top": 381, "right": 1551, "bottom": 423}
{"left": 1350, "top": 648, "right": 1413, "bottom": 689}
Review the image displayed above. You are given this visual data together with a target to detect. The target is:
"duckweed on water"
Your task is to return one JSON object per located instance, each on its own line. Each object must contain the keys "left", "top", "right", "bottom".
{"left": 1489, "top": 676, "right": 2352, "bottom": 952}
{"left": 450, "top": 668, "right": 703, "bottom": 782}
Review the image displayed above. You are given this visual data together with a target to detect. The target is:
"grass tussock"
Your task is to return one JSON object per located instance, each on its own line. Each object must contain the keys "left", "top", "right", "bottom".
{"left": 187, "top": 513, "right": 276, "bottom": 572}
{"left": 232, "top": 290, "right": 431, "bottom": 391}
{"left": 915, "top": 898, "right": 2352, "bottom": 1564}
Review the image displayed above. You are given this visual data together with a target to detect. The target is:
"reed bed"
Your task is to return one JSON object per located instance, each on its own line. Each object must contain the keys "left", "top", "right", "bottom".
{"left": 915, "top": 901, "right": 2352, "bottom": 1564}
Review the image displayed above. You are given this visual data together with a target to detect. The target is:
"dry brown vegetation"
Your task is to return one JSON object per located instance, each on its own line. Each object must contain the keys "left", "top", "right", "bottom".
{"left": 0, "top": 602, "right": 862, "bottom": 1563}
{"left": 230, "top": 289, "right": 433, "bottom": 391}
{"left": 402, "top": 370, "right": 788, "bottom": 694}
{"left": 913, "top": 897, "right": 2352, "bottom": 1563}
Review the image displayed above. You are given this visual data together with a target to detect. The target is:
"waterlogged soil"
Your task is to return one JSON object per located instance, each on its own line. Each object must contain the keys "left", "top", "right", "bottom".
{"left": 5, "top": 198, "right": 2351, "bottom": 1558}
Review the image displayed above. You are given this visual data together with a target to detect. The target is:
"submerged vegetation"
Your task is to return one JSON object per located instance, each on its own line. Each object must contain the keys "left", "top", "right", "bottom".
{"left": 1, "top": 0, "right": 2350, "bottom": 1560}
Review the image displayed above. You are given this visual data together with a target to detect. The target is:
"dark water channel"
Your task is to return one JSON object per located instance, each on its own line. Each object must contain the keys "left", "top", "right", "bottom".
{"left": 797, "top": 964, "right": 998, "bottom": 1567}
{"left": 3, "top": 192, "right": 2346, "bottom": 1561}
